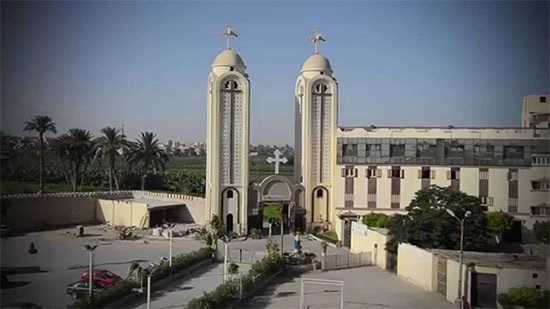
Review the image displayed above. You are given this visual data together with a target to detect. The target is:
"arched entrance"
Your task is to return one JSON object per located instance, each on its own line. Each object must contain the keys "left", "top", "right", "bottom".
{"left": 312, "top": 186, "right": 329, "bottom": 223}
{"left": 221, "top": 187, "right": 239, "bottom": 233}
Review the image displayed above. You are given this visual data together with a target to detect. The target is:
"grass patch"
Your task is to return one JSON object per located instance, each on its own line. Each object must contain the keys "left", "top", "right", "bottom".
{"left": 315, "top": 230, "right": 339, "bottom": 244}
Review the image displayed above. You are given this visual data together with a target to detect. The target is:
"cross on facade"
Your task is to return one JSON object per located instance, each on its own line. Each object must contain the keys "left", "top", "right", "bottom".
{"left": 266, "top": 149, "right": 288, "bottom": 175}
{"left": 308, "top": 28, "right": 326, "bottom": 54}
{"left": 221, "top": 24, "right": 239, "bottom": 50}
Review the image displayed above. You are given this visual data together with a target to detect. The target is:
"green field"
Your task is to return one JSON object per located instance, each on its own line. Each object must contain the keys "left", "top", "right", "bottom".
{"left": 166, "top": 155, "right": 294, "bottom": 184}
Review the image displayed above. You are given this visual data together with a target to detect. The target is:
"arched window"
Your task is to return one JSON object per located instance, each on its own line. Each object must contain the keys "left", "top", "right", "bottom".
{"left": 224, "top": 80, "right": 239, "bottom": 90}
{"left": 227, "top": 190, "right": 234, "bottom": 198}
{"left": 316, "top": 189, "right": 324, "bottom": 198}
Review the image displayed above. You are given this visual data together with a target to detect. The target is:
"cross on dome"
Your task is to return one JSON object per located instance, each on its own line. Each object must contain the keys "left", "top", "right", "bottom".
{"left": 308, "top": 28, "right": 326, "bottom": 54}
{"left": 221, "top": 24, "right": 239, "bottom": 50}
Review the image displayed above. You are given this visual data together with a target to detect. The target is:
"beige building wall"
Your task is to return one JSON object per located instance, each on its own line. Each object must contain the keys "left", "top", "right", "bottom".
{"left": 132, "top": 191, "right": 206, "bottom": 224}
{"left": 522, "top": 95, "right": 550, "bottom": 128}
{"left": 459, "top": 167, "right": 479, "bottom": 196}
{"left": 96, "top": 199, "right": 148, "bottom": 227}
{"left": 350, "top": 223, "right": 388, "bottom": 269}
{"left": 397, "top": 243, "right": 437, "bottom": 292}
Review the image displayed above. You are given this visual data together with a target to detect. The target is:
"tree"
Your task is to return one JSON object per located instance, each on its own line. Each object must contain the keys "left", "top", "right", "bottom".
{"left": 533, "top": 221, "right": 550, "bottom": 244}
{"left": 94, "top": 127, "right": 128, "bottom": 191}
{"left": 52, "top": 129, "right": 94, "bottom": 191}
{"left": 23, "top": 116, "right": 57, "bottom": 193}
{"left": 126, "top": 132, "right": 169, "bottom": 175}
{"left": 386, "top": 186, "right": 491, "bottom": 255}
{"left": 487, "top": 211, "right": 514, "bottom": 243}
{"left": 362, "top": 213, "right": 390, "bottom": 228}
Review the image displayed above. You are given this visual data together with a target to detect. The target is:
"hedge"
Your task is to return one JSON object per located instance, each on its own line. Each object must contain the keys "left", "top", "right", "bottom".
{"left": 187, "top": 251, "right": 284, "bottom": 308}
{"left": 71, "top": 247, "right": 214, "bottom": 309}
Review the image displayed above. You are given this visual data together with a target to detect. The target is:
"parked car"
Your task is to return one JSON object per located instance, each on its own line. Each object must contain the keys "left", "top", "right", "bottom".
{"left": 80, "top": 269, "right": 122, "bottom": 286}
{"left": 66, "top": 280, "right": 106, "bottom": 299}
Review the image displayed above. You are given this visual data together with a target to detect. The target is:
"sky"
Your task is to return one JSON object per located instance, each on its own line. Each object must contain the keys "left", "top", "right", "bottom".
{"left": 1, "top": 1, "right": 548, "bottom": 145}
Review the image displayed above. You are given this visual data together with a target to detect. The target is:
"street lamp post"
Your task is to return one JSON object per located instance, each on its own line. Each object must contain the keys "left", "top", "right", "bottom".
{"left": 84, "top": 244, "right": 98, "bottom": 298}
{"left": 220, "top": 235, "right": 231, "bottom": 283}
{"left": 144, "top": 263, "right": 157, "bottom": 309}
{"left": 445, "top": 209, "right": 471, "bottom": 309}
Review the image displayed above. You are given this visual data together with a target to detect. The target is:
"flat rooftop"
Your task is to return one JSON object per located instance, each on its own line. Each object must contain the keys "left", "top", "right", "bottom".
{"left": 432, "top": 249, "right": 548, "bottom": 271}
{"left": 119, "top": 198, "right": 184, "bottom": 210}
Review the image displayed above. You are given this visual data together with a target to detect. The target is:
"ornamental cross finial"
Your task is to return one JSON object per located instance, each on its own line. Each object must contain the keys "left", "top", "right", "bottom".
{"left": 266, "top": 149, "right": 288, "bottom": 175}
{"left": 221, "top": 24, "right": 239, "bottom": 50}
{"left": 308, "top": 28, "right": 326, "bottom": 54}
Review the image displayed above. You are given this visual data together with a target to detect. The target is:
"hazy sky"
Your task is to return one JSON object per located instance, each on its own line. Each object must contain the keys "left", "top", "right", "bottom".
{"left": 1, "top": 1, "right": 548, "bottom": 145}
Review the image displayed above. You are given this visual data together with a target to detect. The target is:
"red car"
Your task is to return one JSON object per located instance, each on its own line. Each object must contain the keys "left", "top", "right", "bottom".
{"left": 80, "top": 269, "right": 122, "bottom": 286}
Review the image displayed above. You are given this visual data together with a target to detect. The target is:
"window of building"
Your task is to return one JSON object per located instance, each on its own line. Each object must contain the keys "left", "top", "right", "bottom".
{"left": 540, "top": 96, "right": 547, "bottom": 103}
{"left": 508, "top": 171, "right": 519, "bottom": 181}
{"left": 367, "top": 144, "right": 382, "bottom": 157}
{"left": 474, "top": 144, "right": 495, "bottom": 157}
{"left": 389, "top": 144, "right": 405, "bottom": 157}
{"left": 532, "top": 155, "right": 550, "bottom": 166}
{"left": 447, "top": 170, "right": 460, "bottom": 180}
{"left": 343, "top": 144, "right": 358, "bottom": 157}
{"left": 418, "top": 169, "right": 435, "bottom": 179}
{"left": 531, "top": 206, "right": 550, "bottom": 216}
{"left": 417, "top": 142, "right": 437, "bottom": 158}
{"left": 503, "top": 146, "right": 524, "bottom": 160}
{"left": 531, "top": 181, "right": 550, "bottom": 191}
{"left": 366, "top": 168, "right": 381, "bottom": 178}
{"left": 445, "top": 144, "right": 465, "bottom": 158}
{"left": 226, "top": 190, "right": 234, "bottom": 198}
{"left": 480, "top": 196, "right": 494, "bottom": 206}
{"left": 341, "top": 167, "right": 357, "bottom": 177}
{"left": 388, "top": 168, "right": 404, "bottom": 178}
{"left": 479, "top": 170, "right": 489, "bottom": 180}
{"left": 316, "top": 189, "right": 324, "bottom": 198}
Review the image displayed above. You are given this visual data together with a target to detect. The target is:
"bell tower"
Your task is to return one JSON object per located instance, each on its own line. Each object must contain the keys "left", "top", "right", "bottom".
{"left": 206, "top": 25, "right": 250, "bottom": 234}
{"left": 295, "top": 29, "right": 338, "bottom": 227}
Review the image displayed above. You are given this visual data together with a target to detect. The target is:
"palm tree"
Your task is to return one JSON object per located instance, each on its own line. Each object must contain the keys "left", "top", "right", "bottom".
{"left": 53, "top": 129, "right": 94, "bottom": 191}
{"left": 94, "top": 127, "right": 127, "bottom": 191}
{"left": 126, "top": 132, "right": 169, "bottom": 176}
{"left": 23, "top": 116, "right": 57, "bottom": 193}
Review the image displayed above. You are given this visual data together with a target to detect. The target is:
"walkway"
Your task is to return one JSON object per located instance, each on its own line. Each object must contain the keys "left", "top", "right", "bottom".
{"left": 129, "top": 262, "right": 250, "bottom": 309}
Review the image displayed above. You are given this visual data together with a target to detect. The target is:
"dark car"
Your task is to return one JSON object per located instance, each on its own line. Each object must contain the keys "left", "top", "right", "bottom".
{"left": 80, "top": 269, "right": 122, "bottom": 286}
{"left": 66, "top": 280, "right": 106, "bottom": 299}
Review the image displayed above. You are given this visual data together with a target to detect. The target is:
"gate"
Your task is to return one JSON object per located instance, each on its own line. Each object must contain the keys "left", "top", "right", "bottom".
{"left": 436, "top": 256, "right": 447, "bottom": 295}
{"left": 323, "top": 252, "right": 371, "bottom": 270}
{"left": 471, "top": 273, "right": 497, "bottom": 308}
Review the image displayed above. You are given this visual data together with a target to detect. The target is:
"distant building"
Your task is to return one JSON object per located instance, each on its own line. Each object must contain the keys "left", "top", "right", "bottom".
{"left": 522, "top": 95, "right": 550, "bottom": 128}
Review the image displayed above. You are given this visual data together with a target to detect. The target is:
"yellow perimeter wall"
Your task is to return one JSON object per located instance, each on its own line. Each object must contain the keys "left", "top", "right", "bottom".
{"left": 96, "top": 199, "right": 149, "bottom": 228}
{"left": 397, "top": 243, "right": 437, "bottom": 292}
{"left": 350, "top": 222, "right": 389, "bottom": 270}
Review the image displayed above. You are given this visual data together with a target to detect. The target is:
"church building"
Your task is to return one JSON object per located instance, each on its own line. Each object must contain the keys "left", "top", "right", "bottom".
{"left": 206, "top": 26, "right": 550, "bottom": 244}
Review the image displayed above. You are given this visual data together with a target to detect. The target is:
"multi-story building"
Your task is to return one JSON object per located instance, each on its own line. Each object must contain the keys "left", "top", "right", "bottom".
{"left": 522, "top": 95, "right": 550, "bottom": 128}
{"left": 332, "top": 125, "right": 550, "bottom": 244}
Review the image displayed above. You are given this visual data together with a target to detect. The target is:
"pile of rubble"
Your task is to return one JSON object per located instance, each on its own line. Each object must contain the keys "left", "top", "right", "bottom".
{"left": 150, "top": 223, "right": 208, "bottom": 239}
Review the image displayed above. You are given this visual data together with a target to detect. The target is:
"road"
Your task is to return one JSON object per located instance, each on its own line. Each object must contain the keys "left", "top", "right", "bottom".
{"left": 0, "top": 228, "right": 204, "bottom": 308}
{"left": 128, "top": 262, "right": 250, "bottom": 309}
{"left": 241, "top": 266, "right": 454, "bottom": 309}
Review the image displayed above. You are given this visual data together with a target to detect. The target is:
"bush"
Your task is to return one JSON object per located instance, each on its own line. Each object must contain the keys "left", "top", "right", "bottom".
{"left": 487, "top": 211, "right": 514, "bottom": 234}
{"left": 362, "top": 213, "right": 390, "bottom": 228}
{"left": 533, "top": 221, "right": 550, "bottom": 245}
{"left": 249, "top": 228, "right": 262, "bottom": 239}
{"left": 187, "top": 250, "right": 284, "bottom": 308}
{"left": 497, "top": 287, "right": 550, "bottom": 309}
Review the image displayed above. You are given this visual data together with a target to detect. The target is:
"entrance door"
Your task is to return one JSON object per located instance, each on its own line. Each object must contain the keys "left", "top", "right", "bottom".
{"left": 226, "top": 214, "right": 234, "bottom": 232}
{"left": 471, "top": 273, "right": 497, "bottom": 308}
{"left": 343, "top": 220, "right": 352, "bottom": 248}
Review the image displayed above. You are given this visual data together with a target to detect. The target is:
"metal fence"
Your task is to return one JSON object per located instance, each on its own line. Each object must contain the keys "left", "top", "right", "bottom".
{"left": 216, "top": 244, "right": 266, "bottom": 264}
{"left": 323, "top": 251, "right": 372, "bottom": 270}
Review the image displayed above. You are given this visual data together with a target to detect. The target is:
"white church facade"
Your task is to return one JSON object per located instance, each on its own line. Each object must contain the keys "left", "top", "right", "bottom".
{"left": 206, "top": 26, "right": 550, "bottom": 244}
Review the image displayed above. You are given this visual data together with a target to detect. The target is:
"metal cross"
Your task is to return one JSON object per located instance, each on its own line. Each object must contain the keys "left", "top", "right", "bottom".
{"left": 308, "top": 28, "right": 326, "bottom": 54}
{"left": 266, "top": 149, "right": 288, "bottom": 175}
{"left": 221, "top": 24, "right": 239, "bottom": 50}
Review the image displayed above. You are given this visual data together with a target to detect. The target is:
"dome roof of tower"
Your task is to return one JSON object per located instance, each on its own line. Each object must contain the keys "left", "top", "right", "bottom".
{"left": 212, "top": 49, "right": 246, "bottom": 70}
{"left": 301, "top": 54, "right": 332, "bottom": 74}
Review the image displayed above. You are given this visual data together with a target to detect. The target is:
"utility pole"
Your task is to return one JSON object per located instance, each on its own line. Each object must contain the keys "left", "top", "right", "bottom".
{"left": 84, "top": 244, "right": 98, "bottom": 298}
{"left": 446, "top": 209, "right": 471, "bottom": 309}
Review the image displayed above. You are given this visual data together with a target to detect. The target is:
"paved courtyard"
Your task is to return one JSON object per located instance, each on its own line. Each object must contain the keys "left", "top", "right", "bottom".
{"left": 0, "top": 226, "right": 204, "bottom": 308}
{"left": 241, "top": 266, "right": 454, "bottom": 309}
